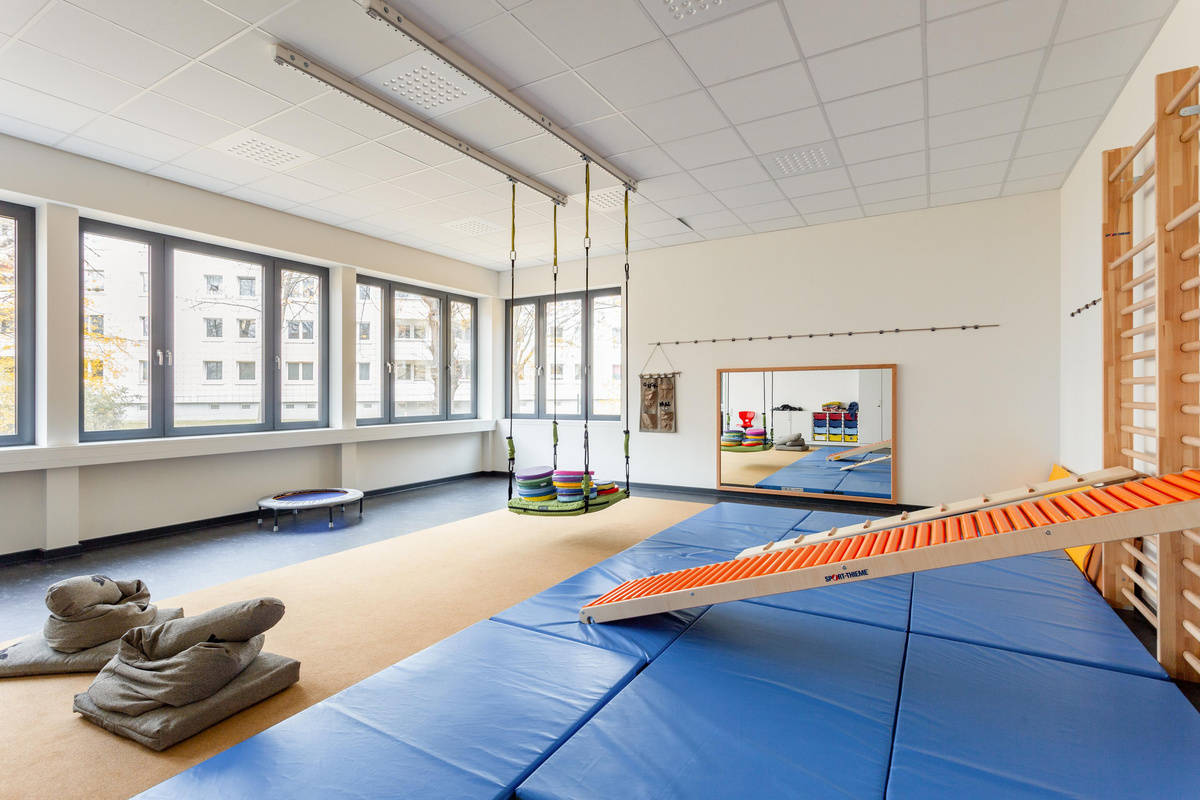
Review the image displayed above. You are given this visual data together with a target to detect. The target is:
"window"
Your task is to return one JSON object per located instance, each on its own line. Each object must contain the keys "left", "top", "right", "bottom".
{"left": 286, "top": 361, "right": 314, "bottom": 381}
{"left": 506, "top": 289, "right": 621, "bottom": 420}
{"left": 287, "top": 319, "right": 314, "bottom": 340}
{"left": 86, "top": 314, "right": 104, "bottom": 335}
{"left": 80, "top": 220, "right": 328, "bottom": 440}
{"left": 355, "top": 278, "right": 475, "bottom": 423}
{"left": 84, "top": 267, "right": 104, "bottom": 292}
{"left": 140, "top": 272, "right": 148, "bottom": 294}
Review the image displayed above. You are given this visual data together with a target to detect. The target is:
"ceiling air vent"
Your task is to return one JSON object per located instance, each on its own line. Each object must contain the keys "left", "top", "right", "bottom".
{"left": 211, "top": 131, "right": 316, "bottom": 170}
{"left": 760, "top": 142, "right": 843, "bottom": 179}
{"left": 444, "top": 216, "right": 503, "bottom": 236}
{"left": 362, "top": 50, "right": 484, "bottom": 117}
{"left": 638, "top": 0, "right": 740, "bottom": 33}
{"left": 571, "top": 186, "right": 628, "bottom": 211}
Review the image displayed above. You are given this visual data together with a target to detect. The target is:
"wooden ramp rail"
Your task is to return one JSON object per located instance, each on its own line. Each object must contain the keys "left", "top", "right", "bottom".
{"left": 826, "top": 438, "right": 892, "bottom": 461}
{"left": 581, "top": 471, "right": 1200, "bottom": 624}
{"left": 839, "top": 454, "right": 891, "bottom": 472}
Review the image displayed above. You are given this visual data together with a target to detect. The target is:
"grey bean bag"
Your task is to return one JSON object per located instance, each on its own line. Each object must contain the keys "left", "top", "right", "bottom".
{"left": 0, "top": 607, "right": 183, "bottom": 678}
{"left": 74, "top": 597, "right": 300, "bottom": 750}
{"left": 44, "top": 575, "right": 159, "bottom": 652}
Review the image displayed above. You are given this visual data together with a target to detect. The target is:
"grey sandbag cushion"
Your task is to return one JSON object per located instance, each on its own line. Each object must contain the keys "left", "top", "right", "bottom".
{"left": 73, "top": 652, "right": 301, "bottom": 751}
{"left": 83, "top": 597, "right": 286, "bottom": 716}
{"left": 0, "top": 607, "right": 183, "bottom": 678}
{"left": 43, "top": 576, "right": 158, "bottom": 653}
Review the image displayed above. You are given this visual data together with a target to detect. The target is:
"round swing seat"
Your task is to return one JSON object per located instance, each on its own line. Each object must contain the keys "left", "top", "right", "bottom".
{"left": 507, "top": 488, "right": 628, "bottom": 516}
{"left": 721, "top": 443, "right": 773, "bottom": 452}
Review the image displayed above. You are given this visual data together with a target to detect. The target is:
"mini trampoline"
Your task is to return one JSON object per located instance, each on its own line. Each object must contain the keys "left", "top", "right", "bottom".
{"left": 257, "top": 488, "right": 364, "bottom": 531}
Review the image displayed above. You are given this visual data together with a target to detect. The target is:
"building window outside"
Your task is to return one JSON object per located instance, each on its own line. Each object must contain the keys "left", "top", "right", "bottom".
{"left": 237, "top": 361, "right": 256, "bottom": 381}
{"left": 205, "top": 274, "right": 222, "bottom": 295}
{"left": 204, "top": 317, "right": 223, "bottom": 338}
{"left": 237, "top": 318, "right": 256, "bottom": 339}
{"left": 238, "top": 276, "right": 256, "bottom": 297}
{"left": 204, "top": 360, "right": 222, "bottom": 381}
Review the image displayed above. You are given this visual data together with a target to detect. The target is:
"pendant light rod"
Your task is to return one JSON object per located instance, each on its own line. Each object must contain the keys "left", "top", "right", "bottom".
{"left": 365, "top": 0, "right": 638, "bottom": 192}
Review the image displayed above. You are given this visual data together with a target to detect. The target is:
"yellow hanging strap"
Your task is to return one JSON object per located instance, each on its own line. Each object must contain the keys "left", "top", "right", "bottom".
{"left": 623, "top": 188, "right": 631, "bottom": 494}
{"left": 551, "top": 201, "right": 559, "bottom": 469}
{"left": 584, "top": 162, "right": 590, "bottom": 240}
{"left": 582, "top": 161, "right": 591, "bottom": 510}
{"left": 510, "top": 182, "right": 516, "bottom": 254}
{"left": 505, "top": 181, "right": 516, "bottom": 501}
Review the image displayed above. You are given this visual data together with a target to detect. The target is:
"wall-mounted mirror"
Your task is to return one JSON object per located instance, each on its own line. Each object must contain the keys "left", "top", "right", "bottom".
{"left": 718, "top": 365, "right": 896, "bottom": 503}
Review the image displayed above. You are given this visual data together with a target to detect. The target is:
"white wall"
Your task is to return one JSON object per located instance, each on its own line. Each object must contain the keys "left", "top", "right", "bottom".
{"left": 1058, "top": 0, "right": 1200, "bottom": 472}
{"left": 496, "top": 191, "right": 1062, "bottom": 505}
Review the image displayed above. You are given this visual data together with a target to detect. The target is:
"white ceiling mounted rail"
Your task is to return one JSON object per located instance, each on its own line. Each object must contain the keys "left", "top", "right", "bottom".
{"left": 364, "top": 0, "right": 638, "bottom": 192}
{"left": 274, "top": 44, "right": 568, "bottom": 205}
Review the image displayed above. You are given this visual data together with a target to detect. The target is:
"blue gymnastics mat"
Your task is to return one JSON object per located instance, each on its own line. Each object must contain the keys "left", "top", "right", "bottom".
{"left": 137, "top": 621, "right": 641, "bottom": 800}
{"left": 746, "top": 572, "right": 913, "bottom": 631}
{"left": 517, "top": 602, "right": 905, "bottom": 800}
{"left": 888, "top": 634, "right": 1200, "bottom": 799}
{"left": 755, "top": 446, "right": 893, "bottom": 497}
{"left": 911, "top": 553, "right": 1167, "bottom": 679}
{"left": 646, "top": 502, "right": 813, "bottom": 552}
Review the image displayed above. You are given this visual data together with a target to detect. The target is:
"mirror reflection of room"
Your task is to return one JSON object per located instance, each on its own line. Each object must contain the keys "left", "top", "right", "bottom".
{"left": 719, "top": 367, "right": 893, "bottom": 501}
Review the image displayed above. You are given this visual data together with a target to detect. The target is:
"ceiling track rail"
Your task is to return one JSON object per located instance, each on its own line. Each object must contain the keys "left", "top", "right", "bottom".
{"left": 364, "top": 0, "right": 638, "bottom": 192}
{"left": 274, "top": 44, "right": 568, "bottom": 206}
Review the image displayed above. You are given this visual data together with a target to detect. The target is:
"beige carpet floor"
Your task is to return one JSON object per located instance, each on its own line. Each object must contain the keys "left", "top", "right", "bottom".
{"left": 720, "top": 447, "right": 814, "bottom": 487}
{"left": 0, "top": 496, "right": 707, "bottom": 800}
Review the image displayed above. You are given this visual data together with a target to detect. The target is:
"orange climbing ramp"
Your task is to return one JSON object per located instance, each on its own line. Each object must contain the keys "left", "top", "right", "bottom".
{"left": 580, "top": 469, "right": 1200, "bottom": 624}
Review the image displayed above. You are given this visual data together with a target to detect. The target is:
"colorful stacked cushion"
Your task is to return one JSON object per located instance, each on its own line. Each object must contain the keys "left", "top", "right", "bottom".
{"left": 593, "top": 480, "right": 619, "bottom": 496}
{"left": 516, "top": 466, "right": 555, "bottom": 502}
{"left": 554, "top": 470, "right": 597, "bottom": 501}
{"left": 720, "top": 429, "right": 744, "bottom": 446}
{"left": 743, "top": 427, "right": 766, "bottom": 447}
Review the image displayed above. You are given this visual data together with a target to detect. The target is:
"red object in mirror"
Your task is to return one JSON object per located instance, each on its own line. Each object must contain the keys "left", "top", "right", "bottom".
{"left": 738, "top": 410, "right": 756, "bottom": 429}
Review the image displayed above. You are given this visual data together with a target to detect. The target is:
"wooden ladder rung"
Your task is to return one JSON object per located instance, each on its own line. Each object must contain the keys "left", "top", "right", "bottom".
{"left": 1182, "top": 309, "right": 1200, "bottom": 322}
{"left": 1121, "top": 539, "right": 1156, "bottom": 569}
{"left": 1183, "top": 618, "right": 1200, "bottom": 644}
{"left": 1121, "top": 163, "right": 1156, "bottom": 202}
{"left": 1123, "top": 401, "right": 1158, "bottom": 411}
{"left": 1121, "top": 376, "right": 1156, "bottom": 385}
{"left": 1184, "top": 587, "right": 1200, "bottom": 614}
{"left": 1122, "top": 448, "right": 1158, "bottom": 463}
{"left": 1183, "top": 435, "right": 1200, "bottom": 448}
{"left": 1121, "top": 296, "right": 1156, "bottom": 315}
{"left": 1185, "top": 650, "right": 1200, "bottom": 678}
{"left": 1183, "top": 529, "right": 1200, "bottom": 546}
{"left": 1184, "top": 243, "right": 1200, "bottom": 262}
{"left": 1183, "top": 557, "right": 1200, "bottom": 580}
{"left": 1121, "top": 424, "right": 1157, "bottom": 436}
{"left": 1123, "top": 587, "right": 1159, "bottom": 628}
{"left": 1108, "top": 122, "right": 1155, "bottom": 181}
{"left": 1121, "top": 563, "right": 1159, "bottom": 601}
{"left": 1122, "top": 267, "right": 1156, "bottom": 291}
{"left": 1121, "top": 349, "right": 1156, "bottom": 362}
{"left": 1121, "top": 322, "right": 1157, "bottom": 338}
{"left": 1182, "top": 373, "right": 1200, "bottom": 383}
{"left": 1183, "top": 117, "right": 1200, "bottom": 144}
{"left": 1184, "top": 404, "right": 1200, "bottom": 415}
{"left": 1109, "top": 233, "right": 1157, "bottom": 270}
{"left": 1166, "top": 201, "right": 1200, "bottom": 232}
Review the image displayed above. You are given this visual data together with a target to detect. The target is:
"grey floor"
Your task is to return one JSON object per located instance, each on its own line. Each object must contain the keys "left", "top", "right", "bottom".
{"left": 1, "top": 475, "right": 1196, "bottom": 712}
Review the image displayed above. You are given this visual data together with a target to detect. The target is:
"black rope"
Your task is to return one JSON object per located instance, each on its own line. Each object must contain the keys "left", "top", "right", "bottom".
{"left": 506, "top": 181, "right": 516, "bottom": 502}
{"left": 552, "top": 203, "right": 559, "bottom": 470}
{"left": 582, "top": 161, "right": 591, "bottom": 513}
{"left": 623, "top": 187, "right": 631, "bottom": 496}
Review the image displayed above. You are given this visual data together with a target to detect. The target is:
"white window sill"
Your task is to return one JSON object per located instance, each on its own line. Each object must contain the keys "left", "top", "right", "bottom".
{"left": 0, "top": 418, "right": 495, "bottom": 474}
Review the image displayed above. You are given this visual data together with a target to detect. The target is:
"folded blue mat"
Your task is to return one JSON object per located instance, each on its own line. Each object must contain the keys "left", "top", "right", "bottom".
{"left": 138, "top": 621, "right": 641, "bottom": 800}
{"left": 647, "top": 507, "right": 808, "bottom": 553}
{"left": 911, "top": 553, "right": 1167, "bottom": 679}
{"left": 747, "top": 572, "right": 913, "bottom": 631}
{"left": 888, "top": 634, "right": 1200, "bottom": 799}
{"left": 791, "top": 509, "right": 882, "bottom": 532}
{"left": 518, "top": 602, "right": 905, "bottom": 800}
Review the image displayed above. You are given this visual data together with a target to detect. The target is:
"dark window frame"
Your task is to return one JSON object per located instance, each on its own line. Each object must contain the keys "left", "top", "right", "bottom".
{"left": 0, "top": 200, "right": 35, "bottom": 446}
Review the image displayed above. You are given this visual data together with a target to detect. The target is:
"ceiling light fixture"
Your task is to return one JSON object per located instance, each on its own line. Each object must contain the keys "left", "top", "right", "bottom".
{"left": 364, "top": 0, "right": 637, "bottom": 193}
{"left": 274, "top": 44, "right": 568, "bottom": 205}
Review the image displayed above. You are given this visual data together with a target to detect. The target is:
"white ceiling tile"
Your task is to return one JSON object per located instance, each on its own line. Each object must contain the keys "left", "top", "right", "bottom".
{"left": 1007, "top": 148, "right": 1079, "bottom": 180}
{"left": 1056, "top": 0, "right": 1174, "bottom": 42}
{"left": 0, "top": 41, "right": 140, "bottom": 112}
{"left": 262, "top": 0, "right": 417, "bottom": 76}
{"left": 392, "top": 169, "right": 474, "bottom": 200}
{"left": 488, "top": 134, "right": 577, "bottom": 176}
{"left": 927, "top": 51, "right": 1042, "bottom": 115}
{"left": 515, "top": 71, "right": 615, "bottom": 127}
{"left": 733, "top": 199, "right": 797, "bottom": 223}
{"left": 205, "top": 0, "right": 293, "bottom": 24}
{"left": 66, "top": 0, "right": 244, "bottom": 57}
{"left": 1024, "top": 77, "right": 1123, "bottom": 128}
{"left": 440, "top": 155, "right": 510, "bottom": 186}
{"left": 439, "top": 187, "right": 512, "bottom": 216}
{"left": 443, "top": 12, "right": 563, "bottom": 88}
{"left": 289, "top": 204, "right": 350, "bottom": 226}
{"left": 570, "top": 114, "right": 652, "bottom": 157}
{"left": 1016, "top": 116, "right": 1100, "bottom": 158}
{"left": 749, "top": 215, "right": 806, "bottom": 233}
{"left": 1040, "top": 21, "right": 1159, "bottom": 92}
{"left": 170, "top": 147, "right": 274, "bottom": 185}
{"left": 22, "top": 3, "right": 187, "bottom": 86}
{"left": 708, "top": 62, "right": 818, "bottom": 124}
{"left": 58, "top": 136, "right": 160, "bottom": 172}
{"left": 253, "top": 107, "right": 364, "bottom": 156}
{"left": 0, "top": 111, "right": 70, "bottom": 146}
{"left": 329, "top": 141, "right": 424, "bottom": 178}
{"left": 700, "top": 224, "right": 752, "bottom": 239}
{"left": 225, "top": 184, "right": 298, "bottom": 211}
{"left": 863, "top": 195, "right": 929, "bottom": 215}
{"left": 783, "top": 0, "right": 921, "bottom": 56}
{"left": 0, "top": 0, "right": 49, "bottom": 35}
{"left": 74, "top": 117, "right": 194, "bottom": 162}
{"left": 633, "top": 217, "right": 691, "bottom": 238}
{"left": 684, "top": 209, "right": 742, "bottom": 230}
{"left": 626, "top": 91, "right": 726, "bottom": 142}
{"left": 714, "top": 182, "right": 785, "bottom": 208}
{"left": 304, "top": 192, "right": 382, "bottom": 220}
{"left": 437, "top": 97, "right": 543, "bottom": 149}
{"left": 691, "top": 157, "right": 771, "bottom": 190}
{"left": 284, "top": 159, "right": 375, "bottom": 193}
{"left": 929, "top": 133, "right": 1016, "bottom": 171}
{"left": 929, "top": 162, "right": 1009, "bottom": 192}
{"left": 928, "top": 97, "right": 1029, "bottom": 147}
{"left": 791, "top": 188, "right": 859, "bottom": 214}
{"left": 513, "top": 0, "right": 660, "bottom": 68}
{"left": 637, "top": 172, "right": 705, "bottom": 201}
{"left": 837, "top": 120, "right": 925, "bottom": 164}
{"left": 926, "top": 0, "right": 995, "bottom": 19}
{"left": 301, "top": 91, "right": 405, "bottom": 140}
{"left": 738, "top": 107, "right": 830, "bottom": 155}
{"left": 657, "top": 193, "right": 725, "bottom": 217}
{"left": 926, "top": 0, "right": 1059, "bottom": 75}
{"left": 157, "top": 63, "right": 290, "bottom": 127}
{"left": 118, "top": 93, "right": 239, "bottom": 145}
{"left": 348, "top": 182, "right": 429, "bottom": 211}
{"left": 0, "top": 77, "right": 99, "bottom": 132}
{"left": 150, "top": 163, "right": 238, "bottom": 194}
{"left": 204, "top": 31, "right": 327, "bottom": 104}
{"left": 931, "top": 183, "right": 1001, "bottom": 206}
{"left": 378, "top": 130, "right": 462, "bottom": 167}
{"left": 654, "top": 231, "right": 704, "bottom": 246}
{"left": 533, "top": 163, "right": 618, "bottom": 196}
{"left": 670, "top": 4, "right": 799, "bottom": 85}
{"left": 577, "top": 40, "right": 698, "bottom": 110}
{"left": 855, "top": 175, "right": 926, "bottom": 203}
{"left": 777, "top": 167, "right": 852, "bottom": 197}
{"left": 807, "top": 28, "right": 923, "bottom": 102}
{"left": 387, "top": 0, "right": 505, "bottom": 40}
{"left": 609, "top": 146, "right": 679, "bottom": 180}
{"left": 848, "top": 151, "right": 926, "bottom": 185}
{"left": 804, "top": 206, "right": 863, "bottom": 224}
{"left": 1003, "top": 172, "right": 1065, "bottom": 194}
{"left": 661, "top": 127, "right": 749, "bottom": 169}
{"left": 826, "top": 80, "right": 924, "bottom": 137}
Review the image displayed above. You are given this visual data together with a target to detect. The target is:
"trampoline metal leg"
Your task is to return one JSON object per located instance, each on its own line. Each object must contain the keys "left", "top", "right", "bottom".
{"left": 328, "top": 507, "right": 334, "bottom": 529}
{"left": 359, "top": 498, "right": 364, "bottom": 517}
{"left": 273, "top": 509, "right": 279, "bottom": 533}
